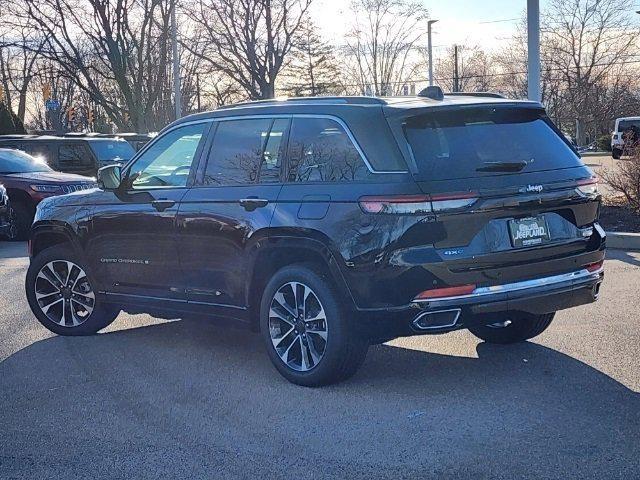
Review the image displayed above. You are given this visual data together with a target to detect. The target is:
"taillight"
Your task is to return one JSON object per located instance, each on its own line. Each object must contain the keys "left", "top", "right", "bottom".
{"left": 430, "top": 192, "right": 479, "bottom": 211}
{"left": 358, "top": 192, "right": 478, "bottom": 214}
{"left": 358, "top": 195, "right": 431, "bottom": 214}
{"left": 585, "top": 260, "right": 604, "bottom": 272}
{"left": 414, "top": 284, "right": 477, "bottom": 300}
{"left": 576, "top": 178, "right": 598, "bottom": 196}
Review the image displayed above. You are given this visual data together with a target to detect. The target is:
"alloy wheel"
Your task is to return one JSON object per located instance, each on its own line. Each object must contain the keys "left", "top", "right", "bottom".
{"left": 268, "top": 282, "right": 328, "bottom": 372}
{"left": 34, "top": 260, "right": 95, "bottom": 327}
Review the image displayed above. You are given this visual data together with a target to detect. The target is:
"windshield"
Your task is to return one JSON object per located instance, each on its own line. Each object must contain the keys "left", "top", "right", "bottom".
{"left": 89, "top": 140, "right": 135, "bottom": 162}
{"left": 0, "top": 149, "right": 53, "bottom": 174}
{"left": 404, "top": 107, "right": 582, "bottom": 181}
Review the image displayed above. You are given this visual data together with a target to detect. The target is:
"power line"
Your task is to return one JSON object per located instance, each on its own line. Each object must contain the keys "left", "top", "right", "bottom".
{"left": 478, "top": 17, "right": 521, "bottom": 24}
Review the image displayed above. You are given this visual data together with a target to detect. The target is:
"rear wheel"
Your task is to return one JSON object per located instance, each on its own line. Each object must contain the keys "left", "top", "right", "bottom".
{"left": 468, "top": 312, "right": 555, "bottom": 344}
{"left": 260, "top": 264, "right": 368, "bottom": 387}
{"left": 26, "top": 245, "right": 120, "bottom": 336}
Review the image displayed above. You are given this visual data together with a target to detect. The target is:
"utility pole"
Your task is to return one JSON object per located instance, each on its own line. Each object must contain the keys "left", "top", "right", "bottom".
{"left": 453, "top": 45, "right": 459, "bottom": 92}
{"left": 427, "top": 19, "right": 438, "bottom": 86}
{"left": 527, "top": 0, "right": 541, "bottom": 102}
{"left": 171, "top": 0, "right": 181, "bottom": 119}
{"left": 196, "top": 74, "right": 201, "bottom": 112}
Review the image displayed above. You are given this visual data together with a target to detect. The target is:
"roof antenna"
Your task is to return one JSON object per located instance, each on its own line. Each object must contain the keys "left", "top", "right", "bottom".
{"left": 418, "top": 86, "right": 444, "bottom": 101}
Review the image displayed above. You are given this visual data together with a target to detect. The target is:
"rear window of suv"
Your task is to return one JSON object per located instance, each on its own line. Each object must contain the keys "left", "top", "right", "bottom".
{"left": 404, "top": 107, "right": 582, "bottom": 181}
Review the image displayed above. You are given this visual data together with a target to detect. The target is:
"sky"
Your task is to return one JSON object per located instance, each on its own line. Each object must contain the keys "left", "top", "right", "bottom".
{"left": 311, "top": 0, "right": 550, "bottom": 52}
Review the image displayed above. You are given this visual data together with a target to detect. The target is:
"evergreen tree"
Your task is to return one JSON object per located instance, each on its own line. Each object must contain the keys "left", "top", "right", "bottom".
{"left": 0, "top": 101, "right": 26, "bottom": 134}
{"left": 283, "top": 22, "right": 341, "bottom": 97}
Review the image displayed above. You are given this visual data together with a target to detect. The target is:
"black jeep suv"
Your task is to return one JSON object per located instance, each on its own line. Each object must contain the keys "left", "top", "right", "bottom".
{"left": 26, "top": 92, "right": 605, "bottom": 386}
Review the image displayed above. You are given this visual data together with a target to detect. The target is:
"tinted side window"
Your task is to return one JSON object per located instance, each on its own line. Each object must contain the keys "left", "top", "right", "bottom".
{"left": 286, "top": 118, "right": 369, "bottom": 182}
{"left": 203, "top": 118, "right": 273, "bottom": 186}
{"left": 128, "top": 122, "right": 207, "bottom": 189}
{"left": 58, "top": 143, "right": 93, "bottom": 169}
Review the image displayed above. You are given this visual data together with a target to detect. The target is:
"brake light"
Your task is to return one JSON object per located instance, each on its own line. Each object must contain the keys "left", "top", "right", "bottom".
{"left": 414, "top": 284, "right": 477, "bottom": 300}
{"left": 576, "top": 178, "right": 598, "bottom": 196}
{"left": 585, "top": 260, "right": 604, "bottom": 272}
{"left": 358, "top": 192, "right": 478, "bottom": 214}
{"left": 358, "top": 195, "right": 431, "bottom": 214}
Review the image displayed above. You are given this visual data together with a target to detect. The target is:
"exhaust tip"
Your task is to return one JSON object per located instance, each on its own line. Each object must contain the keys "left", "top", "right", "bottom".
{"left": 412, "top": 309, "right": 461, "bottom": 330}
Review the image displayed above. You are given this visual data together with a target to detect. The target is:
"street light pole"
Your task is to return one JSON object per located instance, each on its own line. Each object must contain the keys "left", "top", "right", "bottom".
{"left": 427, "top": 19, "right": 439, "bottom": 86}
{"left": 527, "top": 0, "right": 541, "bottom": 102}
{"left": 171, "top": 0, "right": 181, "bottom": 119}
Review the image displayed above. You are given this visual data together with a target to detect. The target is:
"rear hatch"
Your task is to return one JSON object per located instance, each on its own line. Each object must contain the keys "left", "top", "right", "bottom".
{"left": 397, "top": 103, "right": 601, "bottom": 279}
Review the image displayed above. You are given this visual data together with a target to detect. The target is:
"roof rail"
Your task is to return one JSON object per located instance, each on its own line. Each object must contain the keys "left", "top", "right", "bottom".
{"left": 216, "top": 96, "right": 386, "bottom": 110}
{"left": 446, "top": 92, "right": 506, "bottom": 99}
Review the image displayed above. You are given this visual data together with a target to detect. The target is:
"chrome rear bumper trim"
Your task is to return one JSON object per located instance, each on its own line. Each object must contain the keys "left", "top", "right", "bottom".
{"left": 414, "top": 267, "right": 604, "bottom": 303}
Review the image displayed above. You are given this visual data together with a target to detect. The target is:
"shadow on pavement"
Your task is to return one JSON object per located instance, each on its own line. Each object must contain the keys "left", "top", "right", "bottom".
{"left": 608, "top": 248, "right": 640, "bottom": 268}
{"left": 0, "top": 241, "right": 28, "bottom": 259}
{"left": 1, "top": 317, "right": 639, "bottom": 479}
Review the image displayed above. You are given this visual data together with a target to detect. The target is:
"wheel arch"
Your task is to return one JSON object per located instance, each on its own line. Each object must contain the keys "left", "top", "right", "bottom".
{"left": 30, "top": 222, "right": 82, "bottom": 259}
{"left": 246, "top": 235, "right": 357, "bottom": 329}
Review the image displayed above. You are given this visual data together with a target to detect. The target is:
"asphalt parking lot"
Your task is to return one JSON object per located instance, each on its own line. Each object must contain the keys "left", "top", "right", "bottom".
{"left": 1, "top": 241, "right": 639, "bottom": 479}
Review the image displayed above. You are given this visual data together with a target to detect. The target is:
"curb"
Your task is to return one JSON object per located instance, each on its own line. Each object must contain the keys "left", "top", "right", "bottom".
{"left": 580, "top": 151, "right": 610, "bottom": 157}
{"left": 606, "top": 231, "right": 640, "bottom": 251}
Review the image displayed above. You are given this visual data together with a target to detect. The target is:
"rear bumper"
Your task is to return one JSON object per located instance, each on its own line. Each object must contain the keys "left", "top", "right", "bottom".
{"left": 360, "top": 265, "right": 604, "bottom": 339}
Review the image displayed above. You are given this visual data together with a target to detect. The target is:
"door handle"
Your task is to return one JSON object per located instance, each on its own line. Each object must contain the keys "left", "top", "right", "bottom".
{"left": 239, "top": 197, "right": 269, "bottom": 211}
{"left": 151, "top": 199, "right": 176, "bottom": 212}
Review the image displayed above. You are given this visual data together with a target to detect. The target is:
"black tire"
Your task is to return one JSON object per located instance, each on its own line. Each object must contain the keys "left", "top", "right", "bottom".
{"left": 259, "top": 264, "right": 368, "bottom": 387}
{"left": 2, "top": 205, "right": 18, "bottom": 240}
{"left": 11, "top": 200, "right": 34, "bottom": 241}
{"left": 612, "top": 148, "right": 622, "bottom": 159}
{"left": 468, "top": 312, "right": 555, "bottom": 344}
{"left": 26, "top": 244, "right": 120, "bottom": 336}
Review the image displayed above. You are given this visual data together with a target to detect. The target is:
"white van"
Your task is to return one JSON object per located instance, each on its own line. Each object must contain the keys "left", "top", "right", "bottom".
{"left": 611, "top": 116, "right": 640, "bottom": 158}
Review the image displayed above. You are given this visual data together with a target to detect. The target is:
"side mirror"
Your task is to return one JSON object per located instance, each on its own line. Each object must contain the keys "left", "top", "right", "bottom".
{"left": 97, "top": 164, "right": 122, "bottom": 190}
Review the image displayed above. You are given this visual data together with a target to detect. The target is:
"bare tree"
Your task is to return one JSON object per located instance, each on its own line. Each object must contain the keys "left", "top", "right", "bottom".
{"left": 184, "top": 0, "right": 312, "bottom": 100}
{"left": 543, "top": 0, "right": 639, "bottom": 144}
{"left": 0, "top": 26, "right": 47, "bottom": 122}
{"left": 434, "top": 46, "right": 497, "bottom": 93}
{"left": 9, "top": 0, "right": 174, "bottom": 132}
{"left": 344, "top": 0, "right": 428, "bottom": 96}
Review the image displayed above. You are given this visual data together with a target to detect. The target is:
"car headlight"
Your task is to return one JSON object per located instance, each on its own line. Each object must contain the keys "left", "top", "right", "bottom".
{"left": 30, "top": 184, "right": 62, "bottom": 193}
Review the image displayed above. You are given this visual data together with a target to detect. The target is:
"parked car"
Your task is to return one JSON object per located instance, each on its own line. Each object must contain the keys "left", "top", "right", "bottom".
{"left": 0, "top": 183, "right": 17, "bottom": 239}
{"left": 25, "top": 90, "right": 605, "bottom": 386}
{"left": 0, "top": 135, "right": 135, "bottom": 176}
{"left": 0, "top": 148, "right": 96, "bottom": 239}
{"left": 611, "top": 116, "right": 640, "bottom": 158}
{"left": 106, "top": 133, "right": 155, "bottom": 151}
{"left": 63, "top": 132, "right": 154, "bottom": 152}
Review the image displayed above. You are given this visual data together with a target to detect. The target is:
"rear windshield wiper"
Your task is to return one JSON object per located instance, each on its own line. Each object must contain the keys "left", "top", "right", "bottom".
{"left": 476, "top": 160, "right": 528, "bottom": 172}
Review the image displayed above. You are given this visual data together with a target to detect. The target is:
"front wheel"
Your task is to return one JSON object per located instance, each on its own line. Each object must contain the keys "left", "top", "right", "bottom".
{"left": 260, "top": 264, "right": 368, "bottom": 387}
{"left": 468, "top": 312, "right": 555, "bottom": 344}
{"left": 612, "top": 148, "right": 622, "bottom": 159}
{"left": 26, "top": 245, "right": 120, "bottom": 336}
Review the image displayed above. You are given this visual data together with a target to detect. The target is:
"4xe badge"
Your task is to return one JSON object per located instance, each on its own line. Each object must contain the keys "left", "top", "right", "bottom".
{"left": 519, "top": 184, "right": 544, "bottom": 194}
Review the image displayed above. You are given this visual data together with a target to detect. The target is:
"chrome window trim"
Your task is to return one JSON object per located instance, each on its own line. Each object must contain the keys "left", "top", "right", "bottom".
{"left": 211, "top": 113, "right": 409, "bottom": 175}
{"left": 413, "top": 267, "right": 604, "bottom": 303}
